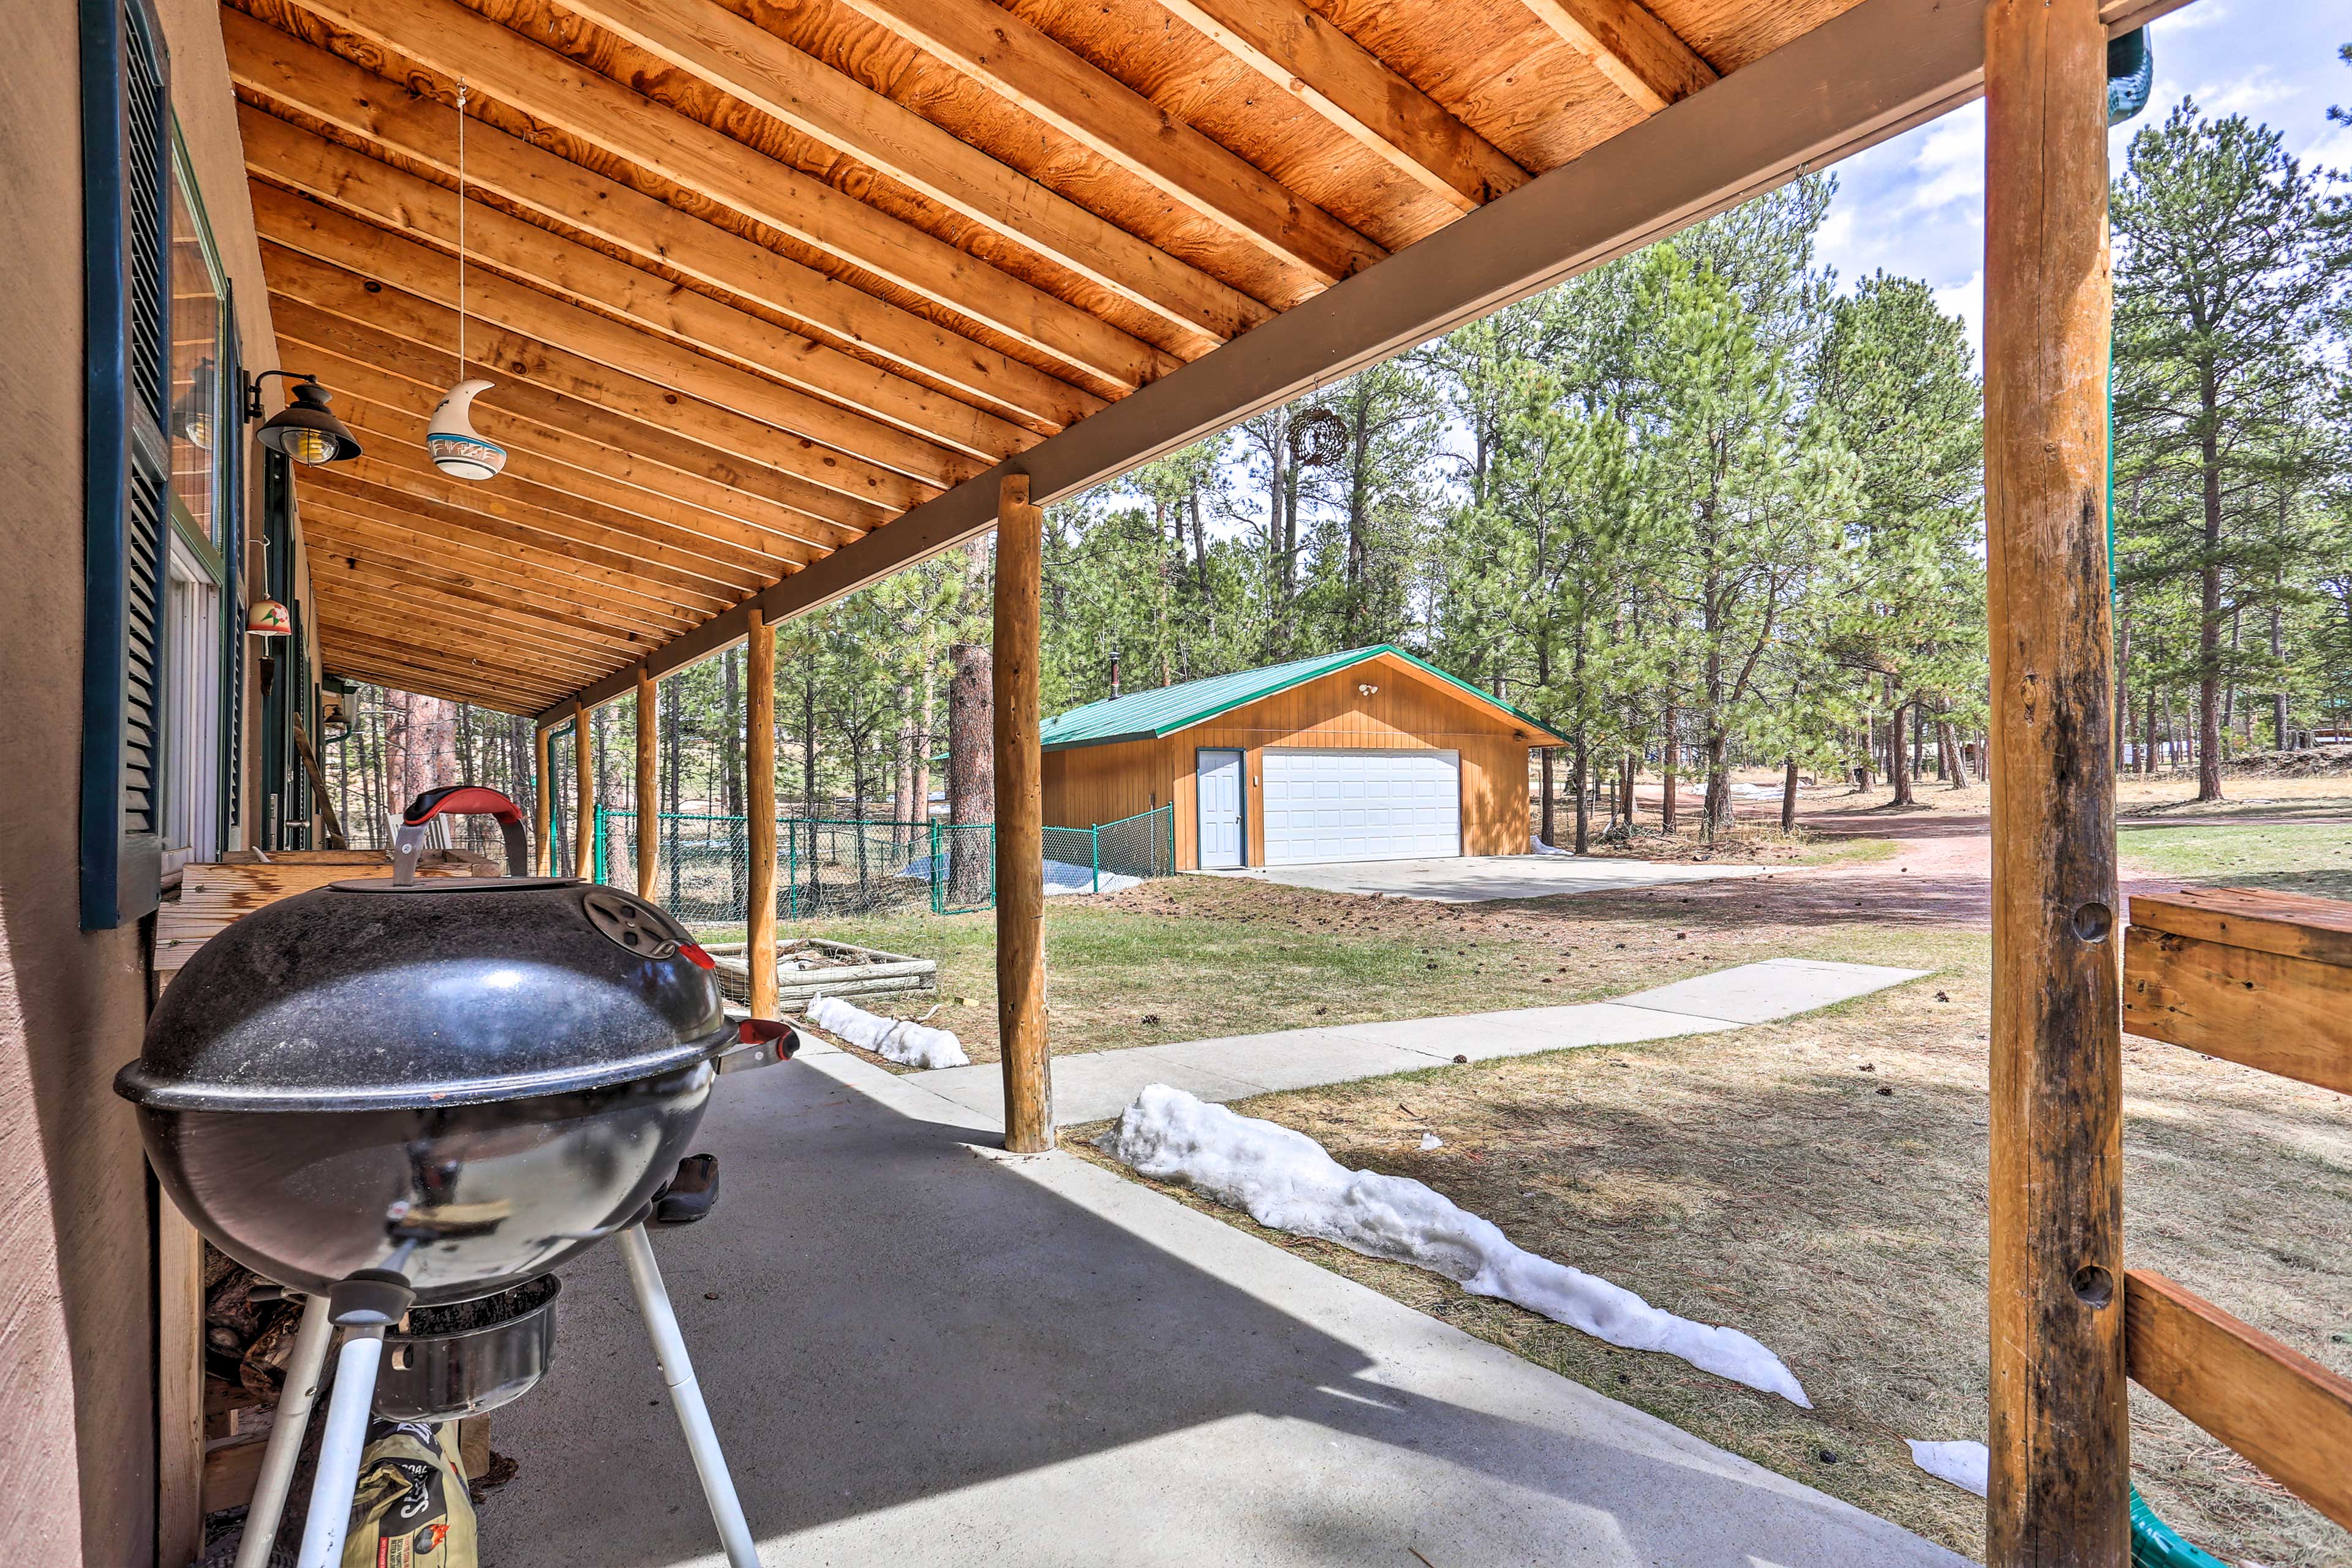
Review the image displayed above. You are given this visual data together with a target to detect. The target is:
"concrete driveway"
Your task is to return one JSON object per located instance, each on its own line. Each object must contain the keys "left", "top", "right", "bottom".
{"left": 1202, "top": 852, "right": 1771, "bottom": 903}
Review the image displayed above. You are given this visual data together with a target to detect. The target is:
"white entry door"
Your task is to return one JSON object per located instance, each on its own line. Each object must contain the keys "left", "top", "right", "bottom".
{"left": 1197, "top": 749, "right": 1245, "bottom": 869}
{"left": 1262, "top": 748, "right": 1461, "bottom": 865}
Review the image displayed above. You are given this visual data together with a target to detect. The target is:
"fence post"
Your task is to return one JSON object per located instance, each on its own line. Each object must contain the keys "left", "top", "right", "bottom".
{"left": 1091, "top": 827, "right": 1100, "bottom": 895}
{"left": 929, "top": 820, "right": 941, "bottom": 915}
{"left": 592, "top": 805, "right": 607, "bottom": 886}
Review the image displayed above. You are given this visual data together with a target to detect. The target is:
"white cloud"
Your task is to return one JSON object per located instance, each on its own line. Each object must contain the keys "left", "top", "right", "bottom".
{"left": 1905, "top": 105, "right": 1985, "bottom": 213}
{"left": 2191, "top": 66, "right": 2299, "bottom": 119}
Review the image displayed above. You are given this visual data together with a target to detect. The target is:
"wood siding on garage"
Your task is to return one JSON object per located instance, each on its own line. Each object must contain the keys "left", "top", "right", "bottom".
{"left": 1042, "top": 657, "right": 1535, "bottom": 869}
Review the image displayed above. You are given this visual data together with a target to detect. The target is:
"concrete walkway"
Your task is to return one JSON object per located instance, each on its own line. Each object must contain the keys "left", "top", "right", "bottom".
{"left": 1201, "top": 853, "right": 1773, "bottom": 902}
{"left": 916, "top": 957, "right": 1927, "bottom": 1124}
{"left": 480, "top": 1036, "right": 1967, "bottom": 1567}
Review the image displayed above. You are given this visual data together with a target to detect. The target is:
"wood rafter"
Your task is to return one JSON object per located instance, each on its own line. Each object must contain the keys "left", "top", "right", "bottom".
{"left": 557, "top": 0, "right": 1267, "bottom": 347}
{"left": 222, "top": 9, "right": 1101, "bottom": 432}
{"left": 270, "top": 297, "right": 889, "bottom": 538}
{"left": 270, "top": 0, "right": 1185, "bottom": 390}
{"left": 307, "top": 546, "right": 668, "bottom": 654}
{"left": 315, "top": 582, "right": 616, "bottom": 679}
{"left": 239, "top": 106, "right": 1036, "bottom": 467}
{"left": 828, "top": 0, "right": 1382, "bottom": 294}
{"left": 1518, "top": 0, "right": 1717, "bottom": 115}
{"left": 251, "top": 184, "right": 976, "bottom": 495}
{"left": 1150, "top": 0, "right": 1528, "bottom": 214}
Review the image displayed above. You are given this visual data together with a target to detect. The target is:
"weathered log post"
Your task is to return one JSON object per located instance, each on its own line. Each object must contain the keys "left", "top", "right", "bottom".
{"left": 636, "top": 666, "right": 660, "bottom": 902}
{"left": 1984, "top": 1, "right": 2128, "bottom": 1562}
{"left": 747, "top": 608, "right": 779, "bottom": 1019}
{"left": 994, "top": 473, "right": 1051, "bottom": 1153}
{"left": 532, "top": 723, "right": 553, "bottom": 875}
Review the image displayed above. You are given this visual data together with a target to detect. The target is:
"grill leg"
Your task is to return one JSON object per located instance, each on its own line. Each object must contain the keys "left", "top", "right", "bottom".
{"left": 618, "top": 1222, "right": 759, "bottom": 1567}
{"left": 293, "top": 1325, "right": 386, "bottom": 1568}
{"left": 235, "top": 1293, "right": 334, "bottom": 1568}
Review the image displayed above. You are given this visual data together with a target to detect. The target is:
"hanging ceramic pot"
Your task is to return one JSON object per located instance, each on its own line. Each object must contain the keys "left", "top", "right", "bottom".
{"left": 247, "top": 598, "right": 293, "bottom": 638}
{"left": 427, "top": 379, "right": 507, "bottom": 481}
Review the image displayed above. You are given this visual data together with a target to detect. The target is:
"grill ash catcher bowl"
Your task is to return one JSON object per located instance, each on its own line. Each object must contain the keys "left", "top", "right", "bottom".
{"left": 116, "top": 786, "right": 797, "bottom": 1568}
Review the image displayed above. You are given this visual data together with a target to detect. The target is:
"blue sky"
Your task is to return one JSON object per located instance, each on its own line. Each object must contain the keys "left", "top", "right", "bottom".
{"left": 1815, "top": 1, "right": 2351, "bottom": 361}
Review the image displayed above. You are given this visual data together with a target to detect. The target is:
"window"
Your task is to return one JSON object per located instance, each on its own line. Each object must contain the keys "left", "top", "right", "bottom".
{"left": 79, "top": 0, "right": 173, "bottom": 929}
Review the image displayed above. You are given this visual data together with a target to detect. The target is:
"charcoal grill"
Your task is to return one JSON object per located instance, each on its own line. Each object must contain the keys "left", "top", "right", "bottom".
{"left": 118, "top": 786, "right": 796, "bottom": 1568}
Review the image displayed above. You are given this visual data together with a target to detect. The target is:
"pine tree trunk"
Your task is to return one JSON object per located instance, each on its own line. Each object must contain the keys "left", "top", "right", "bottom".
{"left": 2271, "top": 606, "right": 2288, "bottom": 750}
{"left": 1619, "top": 753, "right": 1634, "bottom": 831}
{"left": 1571, "top": 735, "right": 1589, "bottom": 856}
{"left": 1938, "top": 718, "right": 1964, "bottom": 790}
{"left": 2197, "top": 380, "right": 2225, "bottom": 801}
{"left": 948, "top": 642, "right": 993, "bottom": 903}
{"left": 2143, "top": 687, "right": 2157, "bottom": 777}
{"left": 1539, "top": 748, "right": 1556, "bottom": 848}
{"left": 1890, "top": 701, "right": 1915, "bottom": 806}
{"left": 1781, "top": 755, "right": 1798, "bottom": 832}
{"left": 1661, "top": 698, "right": 1678, "bottom": 829}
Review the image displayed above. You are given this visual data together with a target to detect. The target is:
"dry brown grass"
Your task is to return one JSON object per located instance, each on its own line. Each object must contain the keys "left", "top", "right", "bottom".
{"left": 1069, "top": 932, "right": 2352, "bottom": 1567}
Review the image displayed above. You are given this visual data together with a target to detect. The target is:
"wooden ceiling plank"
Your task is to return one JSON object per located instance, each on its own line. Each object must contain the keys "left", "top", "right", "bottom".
{"left": 560, "top": 0, "right": 1266, "bottom": 347}
{"left": 251, "top": 184, "right": 978, "bottom": 493}
{"left": 1152, "top": 0, "right": 1529, "bottom": 214}
{"left": 829, "top": 0, "right": 1381, "bottom": 293}
{"left": 270, "top": 297, "right": 888, "bottom": 538}
{"left": 265, "top": 246, "right": 936, "bottom": 514}
{"left": 270, "top": 0, "right": 1182, "bottom": 390}
{"left": 224, "top": 10, "right": 1102, "bottom": 432}
{"left": 241, "top": 107, "right": 1034, "bottom": 465}
{"left": 1517, "top": 0, "right": 1717, "bottom": 115}
{"left": 301, "top": 502, "right": 706, "bottom": 635}
{"left": 304, "top": 466, "right": 758, "bottom": 607}
{"left": 317, "top": 632, "right": 571, "bottom": 701}
{"left": 333, "top": 424, "right": 813, "bottom": 580}
{"left": 315, "top": 587, "right": 615, "bottom": 679}
{"left": 324, "top": 666, "right": 538, "bottom": 714}
{"left": 320, "top": 650, "right": 575, "bottom": 714}
{"left": 311, "top": 550, "right": 666, "bottom": 653}
{"left": 303, "top": 349, "right": 861, "bottom": 556}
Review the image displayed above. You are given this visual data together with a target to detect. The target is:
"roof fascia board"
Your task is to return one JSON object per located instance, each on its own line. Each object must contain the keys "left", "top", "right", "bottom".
{"left": 537, "top": 0, "right": 2037, "bottom": 725}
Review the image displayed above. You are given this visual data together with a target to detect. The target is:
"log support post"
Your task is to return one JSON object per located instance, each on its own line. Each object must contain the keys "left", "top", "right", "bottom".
{"left": 533, "top": 724, "right": 554, "bottom": 875}
{"left": 994, "top": 473, "right": 1051, "bottom": 1152}
{"left": 747, "top": 608, "right": 779, "bottom": 1019}
{"left": 636, "top": 666, "right": 660, "bottom": 901}
{"left": 1984, "top": 2, "right": 2127, "bottom": 1562}
{"left": 573, "top": 710, "right": 596, "bottom": 881}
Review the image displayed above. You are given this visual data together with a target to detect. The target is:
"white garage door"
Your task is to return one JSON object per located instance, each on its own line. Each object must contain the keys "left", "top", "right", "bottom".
{"left": 1262, "top": 748, "right": 1461, "bottom": 865}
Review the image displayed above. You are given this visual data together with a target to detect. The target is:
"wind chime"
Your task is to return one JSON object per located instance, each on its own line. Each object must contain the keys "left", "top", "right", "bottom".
{"left": 426, "top": 80, "right": 508, "bottom": 483}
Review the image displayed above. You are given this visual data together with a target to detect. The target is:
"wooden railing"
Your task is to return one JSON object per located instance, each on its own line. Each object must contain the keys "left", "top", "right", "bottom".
{"left": 2120, "top": 888, "right": 2352, "bottom": 1533}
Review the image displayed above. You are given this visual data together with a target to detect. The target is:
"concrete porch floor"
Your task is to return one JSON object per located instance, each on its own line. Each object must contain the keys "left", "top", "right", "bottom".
{"left": 479, "top": 1041, "right": 1965, "bottom": 1567}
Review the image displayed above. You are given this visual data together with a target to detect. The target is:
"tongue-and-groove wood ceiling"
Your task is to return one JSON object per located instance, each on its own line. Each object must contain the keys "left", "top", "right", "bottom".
{"left": 225, "top": 0, "right": 1858, "bottom": 712}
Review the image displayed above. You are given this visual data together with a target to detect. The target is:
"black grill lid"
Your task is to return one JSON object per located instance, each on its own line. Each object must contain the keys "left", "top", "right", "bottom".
{"left": 118, "top": 879, "right": 729, "bottom": 1113}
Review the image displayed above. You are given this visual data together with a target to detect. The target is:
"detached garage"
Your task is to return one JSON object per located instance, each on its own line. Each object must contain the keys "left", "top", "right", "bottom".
{"left": 1041, "top": 646, "right": 1564, "bottom": 871}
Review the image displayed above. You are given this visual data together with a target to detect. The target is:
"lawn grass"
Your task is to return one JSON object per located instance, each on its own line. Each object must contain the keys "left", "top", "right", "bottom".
{"left": 2119, "top": 820, "right": 2352, "bottom": 896}
{"left": 1068, "top": 930, "right": 2352, "bottom": 1567}
{"left": 803, "top": 871, "right": 1954, "bottom": 1066}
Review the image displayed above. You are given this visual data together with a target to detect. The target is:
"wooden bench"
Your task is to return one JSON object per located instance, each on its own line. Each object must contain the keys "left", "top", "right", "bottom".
{"left": 2121, "top": 888, "right": 2352, "bottom": 1531}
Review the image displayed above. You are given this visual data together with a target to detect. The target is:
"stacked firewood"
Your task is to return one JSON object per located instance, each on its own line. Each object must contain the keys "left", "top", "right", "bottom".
{"left": 203, "top": 1246, "right": 300, "bottom": 1405}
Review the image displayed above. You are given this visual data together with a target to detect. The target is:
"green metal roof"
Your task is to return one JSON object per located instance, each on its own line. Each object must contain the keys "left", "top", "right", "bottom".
{"left": 1039, "top": 644, "right": 1566, "bottom": 751}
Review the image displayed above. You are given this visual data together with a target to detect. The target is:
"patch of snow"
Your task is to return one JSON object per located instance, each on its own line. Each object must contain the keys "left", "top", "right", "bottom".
{"left": 1529, "top": 835, "right": 1574, "bottom": 857}
{"left": 1906, "top": 1440, "right": 1988, "bottom": 1497}
{"left": 1419, "top": 1133, "right": 1444, "bottom": 1150}
{"left": 896, "top": 855, "right": 1140, "bottom": 897}
{"left": 1101, "top": 1085, "right": 1811, "bottom": 1406}
{"left": 807, "top": 993, "right": 970, "bottom": 1069}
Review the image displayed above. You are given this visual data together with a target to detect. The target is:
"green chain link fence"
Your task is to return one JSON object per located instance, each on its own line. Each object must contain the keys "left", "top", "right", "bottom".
{"left": 591, "top": 803, "right": 1173, "bottom": 932}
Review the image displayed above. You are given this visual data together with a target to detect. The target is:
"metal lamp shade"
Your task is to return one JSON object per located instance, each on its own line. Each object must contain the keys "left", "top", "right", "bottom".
{"left": 257, "top": 379, "right": 363, "bottom": 466}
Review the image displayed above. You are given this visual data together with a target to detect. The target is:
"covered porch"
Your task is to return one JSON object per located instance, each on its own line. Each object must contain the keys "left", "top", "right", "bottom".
{"left": 49, "top": 0, "right": 2345, "bottom": 1560}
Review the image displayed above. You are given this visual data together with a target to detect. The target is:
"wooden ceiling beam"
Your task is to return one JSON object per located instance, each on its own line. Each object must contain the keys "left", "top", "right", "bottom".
{"left": 317, "top": 628, "right": 573, "bottom": 697}
{"left": 318, "top": 658, "right": 541, "bottom": 714}
{"left": 828, "top": 0, "right": 1381, "bottom": 295}
{"left": 240, "top": 107, "right": 1032, "bottom": 466}
{"left": 330, "top": 423, "right": 813, "bottom": 581}
{"left": 222, "top": 10, "right": 1100, "bottom": 433}
{"left": 1152, "top": 0, "right": 1528, "bottom": 214}
{"left": 300, "top": 502, "right": 705, "bottom": 636}
{"left": 262, "top": 247, "right": 937, "bottom": 522}
{"left": 309, "top": 548, "right": 666, "bottom": 655}
{"left": 270, "top": 297, "right": 887, "bottom": 539}
{"left": 560, "top": 0, "right": 1265, "bottom": 348}
{"left": 269, "top": 0, "right": 1182, "bottom": 390}
{"left": 301, "top": 465, "right": 759, "bottom": 606}
{"left": 251, "top": 184, "right": 976, "bottom": 494}
{"left": 318, "top": 638, "right": 577, "bottom": 710}
{"left": 314, "top": 584, "right": 616, "bottom": 679}
{"left": 296, "top": 347, "right": 861, "bottom": 556}
{"left": 1518, "top": 0, "right": 1717, "bottom": 114}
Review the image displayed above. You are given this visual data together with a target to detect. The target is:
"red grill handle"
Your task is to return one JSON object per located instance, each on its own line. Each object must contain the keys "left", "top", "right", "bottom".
{"left": 397, "top": 785, "right": 530, "bottom": 879}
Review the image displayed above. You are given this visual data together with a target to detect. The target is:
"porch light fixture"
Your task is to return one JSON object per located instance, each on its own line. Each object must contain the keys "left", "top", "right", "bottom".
{"left": 428, "top": 81, "right": 509, "bottom": 482}
{"left": 248, "top": 371, "right": 363, "bottom": 466}
{"left": 246, "top": 598, "right": 293, "bottom": 638}
{"left": 176, "top": 356, "right": 217, "bottom": 451}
